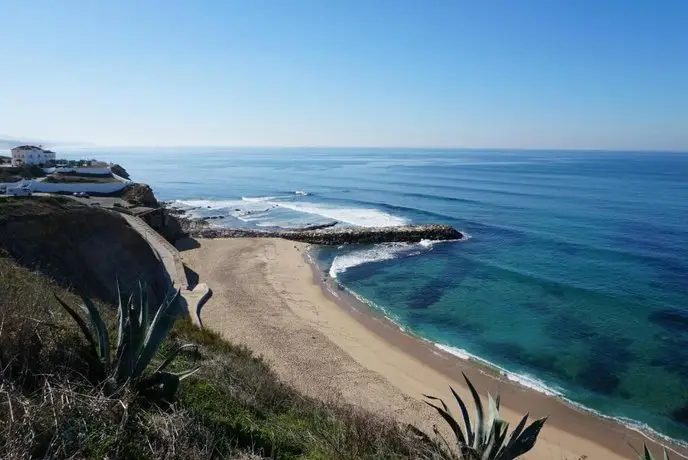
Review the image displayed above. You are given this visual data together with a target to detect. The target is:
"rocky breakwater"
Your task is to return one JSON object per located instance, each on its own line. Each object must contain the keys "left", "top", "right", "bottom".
{"left": 192, "top": 224, "right": 464, "bottom": 245}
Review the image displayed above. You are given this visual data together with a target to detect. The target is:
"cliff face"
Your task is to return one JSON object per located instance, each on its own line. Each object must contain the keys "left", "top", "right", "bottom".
{"left": 0, "top": 197, "right": 167, "bottom": 304}
{"left": 121, "top": 183, "right": 159, "bottom": 207}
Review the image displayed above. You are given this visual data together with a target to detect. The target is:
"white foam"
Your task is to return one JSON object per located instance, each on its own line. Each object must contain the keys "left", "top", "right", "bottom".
{"left": 241, "top": 195, "right": 279, "bottom": 202}
{"left": 172, "top": 199, "right": 276, "bottom": 225}
{"left": 329, "top": 242, "right": 425, "bottom": 278}
{"left": 172, "top": 199, "right": 242, "bottom": 210}
{"left": 274, "top": 201, "right": 408, "bottom": 227}
{"left": 434, "top": 343, "right": 563, "bottom": 397}
{"left": 435, "top": 342, "right": 688, "bottom": 450}
{"left": 295, "top": 190, "right": 308, "bottom": 196}
{"left": 172, "top": 197, "right": 409, "bottom": 229}
{"left": 331, "top": 282, "right": 404, "bottom": 325}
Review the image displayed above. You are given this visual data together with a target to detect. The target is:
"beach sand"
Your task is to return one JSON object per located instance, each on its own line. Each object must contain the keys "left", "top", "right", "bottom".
{"left": 178, "top": 237, "right": 687, "bottom": 460}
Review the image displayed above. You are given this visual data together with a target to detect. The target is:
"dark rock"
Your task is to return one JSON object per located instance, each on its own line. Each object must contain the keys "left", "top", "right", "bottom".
{"left": 120, "top": 184, "right": 159, "bottom": 207}
{"left": 139, "top": 208, "right": 184, "bottom": 243}
{"left": 191, "top": 224, "right": 464, "bottom": 245}
{"left": 298, "top": 221, "right": 338, "bottom": 231}
{"left": 110, "top": 163, "right": 130, "bottom": 179}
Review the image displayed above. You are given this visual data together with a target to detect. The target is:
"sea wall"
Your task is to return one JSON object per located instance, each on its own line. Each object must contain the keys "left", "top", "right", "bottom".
{"left": 192, "top": 224, "right": 464, "bottom": 245}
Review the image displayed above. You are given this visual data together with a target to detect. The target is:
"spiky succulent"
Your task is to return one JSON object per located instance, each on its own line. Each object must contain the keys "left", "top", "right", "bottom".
{"left": 416, "top": 373, "right": 547, "bottom": 460}
{"left": 634, "top": 443, "right": 670, "bottom": 460}
{"left": 55, "top": 280, "right": 199, "bottom": 399}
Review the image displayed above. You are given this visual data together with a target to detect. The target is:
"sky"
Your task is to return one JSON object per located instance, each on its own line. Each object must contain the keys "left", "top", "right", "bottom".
{"left": 1, "top": 0, "right": 687, "bottom": 150}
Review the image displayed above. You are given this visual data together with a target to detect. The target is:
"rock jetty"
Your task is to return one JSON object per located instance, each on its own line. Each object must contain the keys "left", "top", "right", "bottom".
{"left": 191, "top": 224, "right": 464, "bottom": 245}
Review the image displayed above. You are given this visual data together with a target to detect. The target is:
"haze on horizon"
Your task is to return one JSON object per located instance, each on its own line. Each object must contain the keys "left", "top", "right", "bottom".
{"left": 1, "top": 0, "right": 687, "bottom": 151}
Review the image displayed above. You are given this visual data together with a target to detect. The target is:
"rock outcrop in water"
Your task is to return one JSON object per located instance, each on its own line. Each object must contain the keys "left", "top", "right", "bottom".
{"left": 191, "top": 224, "right": 464, "bottom": 245}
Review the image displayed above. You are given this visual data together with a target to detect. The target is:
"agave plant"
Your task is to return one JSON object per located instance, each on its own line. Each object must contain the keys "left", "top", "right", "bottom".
{"left": 634, "top": 443, "right": 670, "bottom": 460}
{"left": 55, "top": 280, "right": 199, "bottom": 400}
{"left": 417, "top": 373, "right": 547, "bottom": 460}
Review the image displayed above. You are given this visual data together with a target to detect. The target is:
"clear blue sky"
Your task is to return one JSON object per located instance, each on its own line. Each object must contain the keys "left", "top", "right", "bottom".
{"left": 1, "top": 0, "right": 687, "bottom": 150}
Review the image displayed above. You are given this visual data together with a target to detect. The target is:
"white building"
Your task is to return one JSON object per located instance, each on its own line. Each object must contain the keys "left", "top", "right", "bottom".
{"left": 11, "top": 145, "right": 56, "bottom": 166}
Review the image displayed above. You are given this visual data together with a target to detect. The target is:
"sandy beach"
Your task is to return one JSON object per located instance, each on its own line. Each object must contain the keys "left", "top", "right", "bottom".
{"left": 178, "top": 237, "right": 688, "bottom": 460}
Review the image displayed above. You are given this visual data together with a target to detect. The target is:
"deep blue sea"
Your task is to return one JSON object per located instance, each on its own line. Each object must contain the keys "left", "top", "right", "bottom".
{"left": 66, "top": 147, "right": 688, "bottom": 444}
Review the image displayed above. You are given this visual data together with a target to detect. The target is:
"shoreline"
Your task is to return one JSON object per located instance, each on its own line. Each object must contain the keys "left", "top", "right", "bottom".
{"left": 304, "top": 248, "right": 688, "bottom": 458}
{"left": 180, "top": 237, "right": 688, "bottom": 460}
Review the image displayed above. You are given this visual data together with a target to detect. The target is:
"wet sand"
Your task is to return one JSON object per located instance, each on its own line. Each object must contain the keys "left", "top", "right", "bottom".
{"left": 178, "top": 237, "right": 688, "bottom": 460}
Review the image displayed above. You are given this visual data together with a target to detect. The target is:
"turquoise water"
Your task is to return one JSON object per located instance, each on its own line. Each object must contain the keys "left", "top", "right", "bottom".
{"left": 66, "top": 148, "right": 688, "bottom": 443}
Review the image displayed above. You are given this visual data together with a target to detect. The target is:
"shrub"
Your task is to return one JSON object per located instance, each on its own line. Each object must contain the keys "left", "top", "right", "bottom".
{"left": 419, "top": 373, "right": 547, "bottom": 459}
{"left": 635, "top": 444, "right": 670, "bottom": 460}
{"left": 55, "top": 281, "right": 199, "bottom": 400}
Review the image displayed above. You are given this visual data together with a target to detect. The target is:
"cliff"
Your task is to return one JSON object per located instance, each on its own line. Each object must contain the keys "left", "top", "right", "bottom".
{"left": 0, "top": 196, "right": 167, "bottom": 304}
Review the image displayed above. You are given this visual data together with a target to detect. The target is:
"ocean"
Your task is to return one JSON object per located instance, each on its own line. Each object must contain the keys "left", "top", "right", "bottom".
{"left": 65, "top": 147, "right": 688, "bottom": 444}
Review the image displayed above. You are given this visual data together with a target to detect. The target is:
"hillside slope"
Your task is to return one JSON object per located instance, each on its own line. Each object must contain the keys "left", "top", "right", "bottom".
{"left": 0, "top": 196, "right": 166, "bottom": 304}
{"left": 0, "top": 197, "right": 428, "bottom": 459}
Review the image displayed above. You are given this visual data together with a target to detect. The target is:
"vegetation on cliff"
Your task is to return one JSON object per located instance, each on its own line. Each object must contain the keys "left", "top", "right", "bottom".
{"left": 0, "top": 261, "right": 435, "bottom": 458}
{"left": 0, "top": 196, "right": 166, "bottom": 304}
{"left": 0, "top": 199, "right": 431, "bottom": 458}
{"left": 0, "top": 164, "right": 46, "bottom": 182}
{"left": 0, "top": 196, "right": 549, "bottom": 459}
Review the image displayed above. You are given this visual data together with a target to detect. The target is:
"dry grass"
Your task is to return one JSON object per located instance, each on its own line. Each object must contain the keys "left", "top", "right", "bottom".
{"left": 0, "top": 255, "right": 442, "bottom": 458}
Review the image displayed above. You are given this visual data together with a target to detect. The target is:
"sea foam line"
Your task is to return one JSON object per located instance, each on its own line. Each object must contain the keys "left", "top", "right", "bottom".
{"left": 328, "top": 237, "right": 467, "bottom": 279}
{"left": 434, "top": 342, "right": 688, "bottom": 451}
{"left": 310, "top": 248, "right": 688, "bottom": 451}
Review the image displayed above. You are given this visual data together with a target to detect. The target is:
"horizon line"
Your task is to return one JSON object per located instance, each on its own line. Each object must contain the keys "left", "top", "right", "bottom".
{"left": 60, "top": 144, "right": 688, "bottom": 154}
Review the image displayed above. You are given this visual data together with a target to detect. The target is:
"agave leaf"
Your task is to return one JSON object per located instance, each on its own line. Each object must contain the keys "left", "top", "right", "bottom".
{"left": 424, "top": 401, "right": 467, "bottom": 446}
{"left": 145, "top": 370, "right": 181, "bottom": 401}
{"left": 450, "top": 385, "right": 475, "bottom": 447}
{"left": 463, "top": 373, "right": 485, "bottom": 448}
{"left": 81, "top": 296, "right": 110, "bottom": 368}
{"left": 127, "top": 294, "right": 139, "bottom": 376}
{"left": 493, "top": 419, "right": 510, "bottom": 457}
{"left": 54, "top": 294, "right": 98, "bottom": 354}
{"left": 128, "top": 293, "right": 142, "bottom": 353}
{"left": 139, "top": 280, "right": 149, "bottom": 334}
{"left": 663, "top": 447, "right": 670, "bottom": 460}
{"left": 485, "top": 393, "right": 500, "bottom": 443}
{"left": 497, "top": 413, "right": 529, "bottom": 459}
{"left": 424, "top": 393, "right": 452, "bottom": 414}
{"left": 501, "top": 417, "right": 547, "bottom": 458}
{"left": 133, "top": 289, "right": 180, "bottom": 378}
{"left": 481, "top": 421, "right": 497, "bottom": 460}
{"left": 115, "top": 276, "right": 126, "bottom": 349}
{"left": 115, "top": 290, "right": 134, "bottom": 380}
{"left": 153, "top": 343, "right": 198, "bottom": 374}
{"left": 174, "top": 365, "right": 201, "bottom": 381}
{"left": 644, "top": 444, "right": 654, "bottom": 460}
{"left": 432, "top": 424, "right": 463, "bottom": 460}
{"left": 114, "top": 340, "right": 133, "bottom": 381}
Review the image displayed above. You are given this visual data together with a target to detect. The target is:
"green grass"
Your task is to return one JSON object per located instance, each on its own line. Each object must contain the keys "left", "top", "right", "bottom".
{"left": 166, "top": 318, "right": 423, "bottom": 458}
{"left": 0, "top": 255, "right": 428, "bottom": 459}
{"left": 0, "top": 164, "right": 45, "bottom": 182}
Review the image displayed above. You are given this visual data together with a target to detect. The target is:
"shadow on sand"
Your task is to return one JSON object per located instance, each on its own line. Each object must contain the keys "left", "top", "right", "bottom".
{"left": 176, "top": 237, "right": 201, "bottom": 252}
